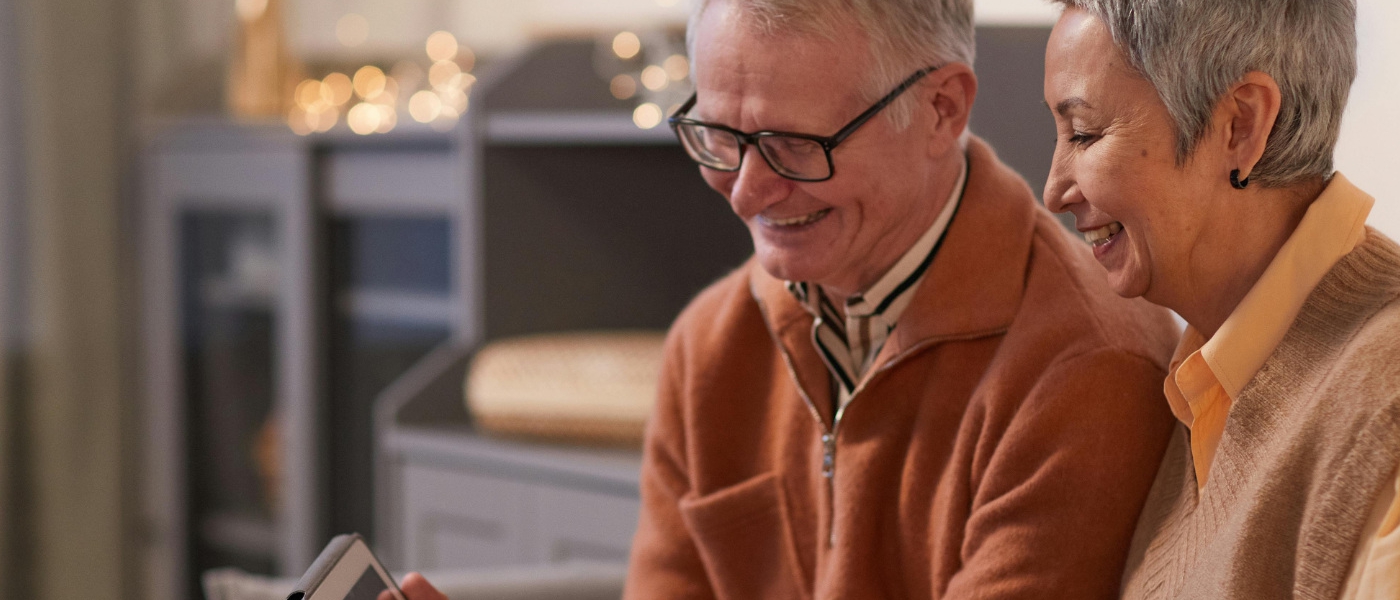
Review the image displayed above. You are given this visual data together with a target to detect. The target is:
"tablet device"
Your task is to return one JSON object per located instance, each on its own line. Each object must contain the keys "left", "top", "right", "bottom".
{"left": 287, "top": 533, "right": 406, "bottom": 600}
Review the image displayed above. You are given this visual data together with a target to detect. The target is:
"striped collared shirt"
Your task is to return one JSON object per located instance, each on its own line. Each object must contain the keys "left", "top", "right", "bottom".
{"left": 787, "top": 158, "right": 967, "bottom": 410}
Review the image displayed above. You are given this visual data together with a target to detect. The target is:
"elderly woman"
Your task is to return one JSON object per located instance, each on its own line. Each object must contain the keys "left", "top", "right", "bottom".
{"left": 1042, "top": 1, "right": 1400, "bottom": 598}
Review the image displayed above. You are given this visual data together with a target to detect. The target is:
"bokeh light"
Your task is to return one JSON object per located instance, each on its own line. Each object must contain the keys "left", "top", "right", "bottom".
{"left": 426, "top": 31, "right": 459, "bottom": 62}
{"left": 236, "top": 0, "right": 269, "bottom": 22}
{"left": 295, "top": 79, "right": 324, "bottom": 110}
{"left": 287, "top": 107, "right": 313, "bottom": 136}
{"left": 633, "top": 103, "right": 663, "bottom": 129}
{"left": 322, "top": 72, "right": 353, "bottom": 106}
{"left": 613, "top": 32, "right": 641, "bottom": 60}
{"left": 664, "top": 55, "right": 690, "bottom": 81}
{"left": 409, "top": 91, "right": 443, "bottom": 124}
{"left": 641, "top": 65, "right": 669, "bottom": 91}
{"left": 374, "top": 104, "right": 397, "bottom": 134}
{"left": 610, "top": 75, "right": 637, "bottom": 100}
{"left": 429, "top": 60, "right": 462, "bottom": 90}
{"left": 439, "top": 88, "right": 469, "bottom": 114}
{"left": 336, "top": 14, "right": 369, "bottom": 47}
{"left": 347, "top": 103, "right": 381, "bottom": 135}
{"left": 353, "top": 66, "right": 387, "bottom": 100}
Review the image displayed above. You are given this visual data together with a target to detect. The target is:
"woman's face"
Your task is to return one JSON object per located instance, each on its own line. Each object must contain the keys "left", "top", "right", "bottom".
{"left": 1043, "top": 8, "right": 1228, "bottom": 303}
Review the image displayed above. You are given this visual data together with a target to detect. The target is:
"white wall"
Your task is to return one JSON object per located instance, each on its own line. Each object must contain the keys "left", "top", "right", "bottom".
{"left": 1336, "top": 0, "right": 1400, "bottom": 239}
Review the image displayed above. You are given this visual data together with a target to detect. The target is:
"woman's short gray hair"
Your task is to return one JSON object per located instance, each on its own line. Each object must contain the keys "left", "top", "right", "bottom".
{"left": 1053, "top": 0, "right": 1356, "bottom": 187}
{"left": 687, "top": 0, "right": 975, "bottom": 129}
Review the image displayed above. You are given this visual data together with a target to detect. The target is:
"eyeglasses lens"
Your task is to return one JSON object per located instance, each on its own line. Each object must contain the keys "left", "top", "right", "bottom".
{"left": 678, "top": 124, "right": 741, "bottom": 170}
{"left": 757, "top": 136, "right": 829, "bottom": 180}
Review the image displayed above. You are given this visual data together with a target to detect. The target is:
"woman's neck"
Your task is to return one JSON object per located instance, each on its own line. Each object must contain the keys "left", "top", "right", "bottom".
{"left": 1166, "top": 181, "right": 1324, "bottom": 339}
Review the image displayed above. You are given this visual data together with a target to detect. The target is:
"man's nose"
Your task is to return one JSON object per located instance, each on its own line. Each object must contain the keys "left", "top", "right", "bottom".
{"left": 728, "top": 148, "right": 793, "bottom": 217}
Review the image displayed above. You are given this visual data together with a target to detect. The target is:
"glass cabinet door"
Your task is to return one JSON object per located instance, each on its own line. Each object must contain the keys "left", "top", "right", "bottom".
{"left": 180, "top": 210, "right": 281, "bottom": 580}
{"left": 326, "top": 214, "right": 454, "bottom": 541}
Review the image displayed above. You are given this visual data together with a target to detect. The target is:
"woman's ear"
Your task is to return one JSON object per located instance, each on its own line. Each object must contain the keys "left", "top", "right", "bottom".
{"left": 1222, "top": 71, "right": 1282, "bottom": 180}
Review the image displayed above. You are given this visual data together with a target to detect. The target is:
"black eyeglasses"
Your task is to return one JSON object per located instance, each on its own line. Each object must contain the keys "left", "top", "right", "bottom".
{"left": 667, "top": 65, "right": 942, "bottom": 182}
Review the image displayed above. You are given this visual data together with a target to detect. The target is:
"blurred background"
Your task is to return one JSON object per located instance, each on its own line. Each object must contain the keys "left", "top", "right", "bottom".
{"left": 0, "top": 0, "right": 1395, "bottom": 599}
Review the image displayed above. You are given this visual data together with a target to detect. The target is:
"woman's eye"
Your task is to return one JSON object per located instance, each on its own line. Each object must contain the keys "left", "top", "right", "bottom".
{"left": 1068, "top": 132, "right": 1098, "bottom": 146}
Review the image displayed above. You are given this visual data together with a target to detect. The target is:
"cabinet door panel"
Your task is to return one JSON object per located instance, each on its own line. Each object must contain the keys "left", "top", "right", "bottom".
{"left": 531, "top": 485, "right": 639, "bottom": 564}
{"left": 401, "top": 464, "right": 534, "bottom": 569}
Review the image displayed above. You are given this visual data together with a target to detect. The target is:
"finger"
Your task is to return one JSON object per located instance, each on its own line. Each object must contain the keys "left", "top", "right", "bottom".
{"left": 398, "top": 572, "right": 449, "bottom": 600}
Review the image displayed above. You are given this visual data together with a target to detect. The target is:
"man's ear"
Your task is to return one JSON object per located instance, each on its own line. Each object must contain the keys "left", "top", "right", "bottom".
{"left": 1221, "top": 71, "right": 1282, "bottom": 181}
{"left": 925, "top": 63, "right": 977, "bottom": 155}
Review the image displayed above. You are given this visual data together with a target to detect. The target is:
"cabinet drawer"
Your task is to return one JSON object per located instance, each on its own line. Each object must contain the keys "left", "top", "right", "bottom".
{"left": 531, "top": 485, "right": 640, "bottom": 564}
{"left": 401, "top": 464, "right": 534, "bottom": 569}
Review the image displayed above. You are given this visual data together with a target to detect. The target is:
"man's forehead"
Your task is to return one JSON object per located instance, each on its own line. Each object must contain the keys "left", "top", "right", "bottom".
{"left": 689, "top": 4, "right": 873, "bottom": 124}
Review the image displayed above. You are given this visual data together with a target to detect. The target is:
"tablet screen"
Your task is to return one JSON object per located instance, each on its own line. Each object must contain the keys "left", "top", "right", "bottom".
{"left": 345, "top": 566, "right": 390, "bottom": 600}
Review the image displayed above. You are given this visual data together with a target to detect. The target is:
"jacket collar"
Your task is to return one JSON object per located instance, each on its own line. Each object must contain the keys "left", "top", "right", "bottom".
{"left": 750, "top": 137, "right": 1038, "bottom": 384}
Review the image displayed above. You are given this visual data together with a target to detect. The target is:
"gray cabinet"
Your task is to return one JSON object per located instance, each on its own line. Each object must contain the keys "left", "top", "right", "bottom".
{"left": 374, "top": 346, "right": 644, "bottom": 572}
{"left": 141, "top": 121, "right": 477, "bottom": 600}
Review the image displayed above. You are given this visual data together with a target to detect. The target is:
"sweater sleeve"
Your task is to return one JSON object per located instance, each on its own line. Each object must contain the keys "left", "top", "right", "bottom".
{"left": 622, "top": 330, "right": 716, "bottom": 600}
{"left": 941, "top": 348, "right": 1175, "bottom": 600}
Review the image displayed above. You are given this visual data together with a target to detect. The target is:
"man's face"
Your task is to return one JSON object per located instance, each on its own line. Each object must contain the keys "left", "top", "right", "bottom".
{"left": 689, "top": 4, "right": 952, "bottom": 296}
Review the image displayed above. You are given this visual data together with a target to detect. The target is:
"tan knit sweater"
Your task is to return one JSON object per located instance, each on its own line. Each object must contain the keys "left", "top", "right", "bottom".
{"left": 1122, "top": 228, "right": 1400, "bottom": 599}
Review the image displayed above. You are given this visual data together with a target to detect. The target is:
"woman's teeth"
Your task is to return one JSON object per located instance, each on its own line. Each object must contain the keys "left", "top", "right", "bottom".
{"left": 763, "top": 209, "right": 831, "bottom": 227}
{"left": 1084, "top": 222, "right": 1123, "bottom": 247}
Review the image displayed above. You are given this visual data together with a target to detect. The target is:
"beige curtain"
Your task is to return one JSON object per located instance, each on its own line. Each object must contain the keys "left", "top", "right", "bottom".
{"left": 3, "top": 0, "right": 141, "bottom": 598}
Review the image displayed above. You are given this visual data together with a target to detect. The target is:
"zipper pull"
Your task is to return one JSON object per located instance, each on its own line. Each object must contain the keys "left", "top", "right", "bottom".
{"left": 821, "top": 433, "right": 836, "bottom": 478}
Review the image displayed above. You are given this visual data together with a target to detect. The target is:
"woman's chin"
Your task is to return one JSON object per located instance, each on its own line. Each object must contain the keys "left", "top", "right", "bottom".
{"left": 1105, "top": 267, "right": 1151, "bottom": 299}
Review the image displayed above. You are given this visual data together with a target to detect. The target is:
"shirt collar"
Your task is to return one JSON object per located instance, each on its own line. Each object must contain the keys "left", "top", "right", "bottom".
{"left": 1165, "top": 172, "right": 1374, "bottom": 419}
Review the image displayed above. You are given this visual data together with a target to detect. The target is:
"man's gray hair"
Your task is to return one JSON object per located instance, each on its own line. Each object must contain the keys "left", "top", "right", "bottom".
{"left": 687, "top": 0, "right": 975, "bottom": 129}
{"left": 1052, "top": 0, "right": 1356, "bottom": 187}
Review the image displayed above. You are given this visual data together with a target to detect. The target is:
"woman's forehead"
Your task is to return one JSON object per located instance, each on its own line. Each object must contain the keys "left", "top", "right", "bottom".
{"left": 1045, "top": 9, "right": 1146, "bottom": 114}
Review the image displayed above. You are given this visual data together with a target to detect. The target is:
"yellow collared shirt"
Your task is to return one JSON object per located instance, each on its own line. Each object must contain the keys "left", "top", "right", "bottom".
{"left": 1162, "top": 173, "right": 1398, "bottom": 599}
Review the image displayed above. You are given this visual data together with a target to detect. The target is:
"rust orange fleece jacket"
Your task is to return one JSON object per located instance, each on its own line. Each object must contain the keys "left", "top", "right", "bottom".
{"left": 624, "top": 138, "right": 1180, "bottom": 599}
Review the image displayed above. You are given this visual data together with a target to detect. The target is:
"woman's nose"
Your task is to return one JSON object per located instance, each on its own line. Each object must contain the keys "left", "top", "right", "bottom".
{"left": 1043, "top": 155, "right": 1080, "bottom": 214}
{"left": 727, "top": 149, "right": 794, "bottom": 217}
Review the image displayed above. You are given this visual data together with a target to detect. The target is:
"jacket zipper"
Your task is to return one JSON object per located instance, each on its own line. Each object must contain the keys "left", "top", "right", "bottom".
{"left": 755, "top": 293, "right": 1009, "bottom": 550}
{"left": 773, "top": 335, "right": 955, "bottom": 548}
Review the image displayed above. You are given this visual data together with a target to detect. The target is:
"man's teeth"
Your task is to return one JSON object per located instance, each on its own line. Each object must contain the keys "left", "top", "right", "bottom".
{"left": 765, "top": 209, "right": 830, "bottom": 227}
{"left": 1084, "top": 222, "right": 1123, "bottom": 246}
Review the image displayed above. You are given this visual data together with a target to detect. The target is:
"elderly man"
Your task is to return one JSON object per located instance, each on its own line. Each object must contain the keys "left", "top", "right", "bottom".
{"left": 618, "top": 0, "right": 1182, "bottom": 597}
{"left": 398, "top": 1, "right": 1178, "bottom": 598}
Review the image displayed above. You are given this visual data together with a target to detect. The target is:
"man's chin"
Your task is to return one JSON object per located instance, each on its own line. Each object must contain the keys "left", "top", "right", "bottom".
{"left": 755, "top": 250, "right": 834, "bottom": 285}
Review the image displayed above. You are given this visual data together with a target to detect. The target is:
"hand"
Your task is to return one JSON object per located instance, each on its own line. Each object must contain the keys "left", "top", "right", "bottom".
{"left": 387, "top": 572, "right": 447, "bottom": 600}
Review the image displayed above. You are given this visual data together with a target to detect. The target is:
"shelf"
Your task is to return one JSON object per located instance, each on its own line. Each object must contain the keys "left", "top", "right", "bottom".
{"left": 199, "top": 511, "right": 277, "bottom": 558}
{"left": 484, "top": 111, "right": 678, "bottom": 145}
{"left": 336, "top": 290, "right": 455, "bottom": 325}
{"left": 201, "top": 276, "right": 277, "bottom": 311}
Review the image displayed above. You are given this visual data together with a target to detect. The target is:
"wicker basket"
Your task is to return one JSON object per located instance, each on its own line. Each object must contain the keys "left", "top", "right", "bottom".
{"left": 465, "top": 331, "right": 667, "bottom": 447}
